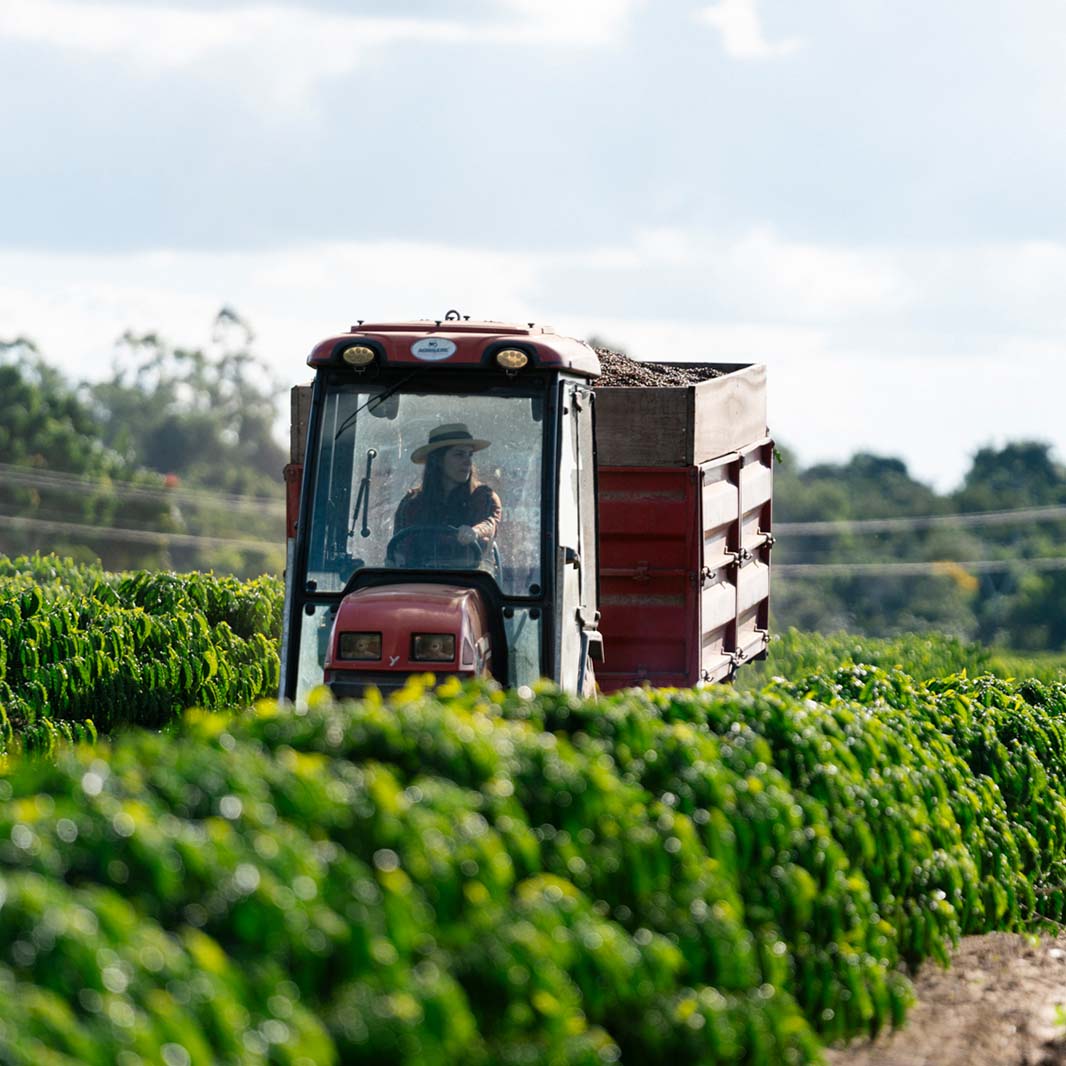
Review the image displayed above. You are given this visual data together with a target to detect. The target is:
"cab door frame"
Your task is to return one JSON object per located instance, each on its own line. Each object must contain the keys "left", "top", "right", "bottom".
{"left": 552, "top": 376, "right": 602, "bottom": 693}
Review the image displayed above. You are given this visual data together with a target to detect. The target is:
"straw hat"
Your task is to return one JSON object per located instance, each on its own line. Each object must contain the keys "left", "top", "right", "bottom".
{"left": 411, "top": 423, "right": 491, "bottom": 464}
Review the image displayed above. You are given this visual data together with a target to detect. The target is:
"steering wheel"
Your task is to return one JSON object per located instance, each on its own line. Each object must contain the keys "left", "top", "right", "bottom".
{"left": 386, "top": 524, "right": 482, "bottom": 569}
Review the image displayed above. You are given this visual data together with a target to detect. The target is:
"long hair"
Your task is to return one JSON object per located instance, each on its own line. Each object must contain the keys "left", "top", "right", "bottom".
{"left": 420, "top": 447, "right": 482, "bottom": 511}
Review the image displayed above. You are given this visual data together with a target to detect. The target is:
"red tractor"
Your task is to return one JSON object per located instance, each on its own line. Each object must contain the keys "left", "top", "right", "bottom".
{"left": 280, "top": 314, "right": 773, "bottom": 703}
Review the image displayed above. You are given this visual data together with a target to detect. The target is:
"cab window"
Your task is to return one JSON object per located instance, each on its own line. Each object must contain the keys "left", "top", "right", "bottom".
{"left": 305, "top": 382, "right": 545, "bottom": 598}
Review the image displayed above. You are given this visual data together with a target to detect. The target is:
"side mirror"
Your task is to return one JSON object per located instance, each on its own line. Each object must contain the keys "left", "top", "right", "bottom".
{"left": 369, "top": 392, "right": 400, "bottom": 419}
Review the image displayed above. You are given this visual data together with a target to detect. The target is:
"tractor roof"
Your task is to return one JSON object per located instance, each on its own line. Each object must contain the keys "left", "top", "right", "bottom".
{"left": 307, "top": 319, "right": 601, "bottom": 377}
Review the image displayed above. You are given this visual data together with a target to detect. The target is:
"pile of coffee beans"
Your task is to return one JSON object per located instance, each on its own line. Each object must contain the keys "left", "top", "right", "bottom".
{"left": 594, "top": 345, "right": 723, "bottom": 387}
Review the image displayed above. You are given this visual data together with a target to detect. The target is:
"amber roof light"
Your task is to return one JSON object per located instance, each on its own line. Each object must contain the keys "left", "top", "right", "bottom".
{"left": 495, "top": 348, "right": 529, "bottom": 370}
{"left": 341, "top": 345, "right": 376, "bottom": 367}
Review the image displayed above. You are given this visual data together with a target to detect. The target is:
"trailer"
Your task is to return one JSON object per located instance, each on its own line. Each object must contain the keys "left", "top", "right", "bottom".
{"left": 280, "top": 315, "right": 772, "bottom": 703}
{"left": 595, "top": 365, "right": 773, "bottom": 690}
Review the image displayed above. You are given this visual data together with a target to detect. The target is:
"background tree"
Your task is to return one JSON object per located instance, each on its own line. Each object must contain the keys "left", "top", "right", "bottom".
{"left": 84, "top": 308, "right": 287, "bottom": 497}
{"left": 773, "top": 450, "right": 980, "bottom": 639}
{"left": 953, "top": 441, "right": 1066, "bottom": 512}
{"left": 6, "top": 326, "right": 1066, "bottom": 644}
{"left": 944, "top": 441, "right": 1066, "bottom": 647}
{"left": 0, "top": 338, "right": 173, "bottom": 569}
{"left": 1, "top": 313, "right": 285, "bottom": 578}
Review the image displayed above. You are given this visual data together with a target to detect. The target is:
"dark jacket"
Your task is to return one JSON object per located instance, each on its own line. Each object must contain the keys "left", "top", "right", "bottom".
{"left": 394, "top": 483, "right": 502, "bottom": 548}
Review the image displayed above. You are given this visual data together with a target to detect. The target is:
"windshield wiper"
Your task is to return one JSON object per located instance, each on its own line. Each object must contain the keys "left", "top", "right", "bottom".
{"left": 333, "top": 371, "right": 418, "bottom": 441}
{"left": 350, "top": 448, "right": 377, "bottom": 539}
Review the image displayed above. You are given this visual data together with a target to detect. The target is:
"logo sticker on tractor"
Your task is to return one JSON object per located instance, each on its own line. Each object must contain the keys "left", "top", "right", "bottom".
{"left": 411, "top": 338, "right": 457, "bottom": 361}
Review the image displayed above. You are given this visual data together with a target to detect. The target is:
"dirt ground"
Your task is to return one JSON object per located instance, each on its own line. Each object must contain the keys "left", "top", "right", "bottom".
{"left": 826, "top": 932, "right": 1066, "bottom": 1066}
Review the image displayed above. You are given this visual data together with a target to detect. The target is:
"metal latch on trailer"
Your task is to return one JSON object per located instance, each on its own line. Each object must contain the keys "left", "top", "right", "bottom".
{"left": 701, "top": 530, "right": 775, "bottom": 583}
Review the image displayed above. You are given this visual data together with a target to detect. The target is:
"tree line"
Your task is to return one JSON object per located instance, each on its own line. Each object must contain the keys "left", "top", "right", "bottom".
{"left": 0, "top": 309, "right": 286, "bottom": 579}
{"left": 2, "top": 315, "right": 1063, "bottom": 649}
{"left": 773, "top": 442, "right": 1066, "bottom": 650}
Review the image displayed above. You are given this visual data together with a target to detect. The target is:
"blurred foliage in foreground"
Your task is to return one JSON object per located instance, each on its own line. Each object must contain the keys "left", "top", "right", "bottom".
{"left": 5, "top": 662, "right": 1066, "bottom": 1062}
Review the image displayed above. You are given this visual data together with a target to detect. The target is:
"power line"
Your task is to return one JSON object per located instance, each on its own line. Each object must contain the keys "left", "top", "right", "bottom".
{"left": 776, "top": 504, "right": 1066, "bottom": 536}
{"left": 12, "top": 463, "right": 1060, "bottom": 535}
{"left": 775, "top": 557, "right": 1066, "bottom": 578}
{"left": 0, "top": 514, "right": 280, "bottom": 555}
{"left": 0, "top": 463, "right": 286, "bottom": 515}
{"left": 5, "top": 514, "right": 1060, "bottom": 577}
{"left": 0, "top": 499, "right": 282, "bottom": 541}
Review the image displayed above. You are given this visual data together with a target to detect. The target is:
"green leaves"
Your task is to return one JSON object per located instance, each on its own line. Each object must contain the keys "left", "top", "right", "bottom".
{"left": 0, "top": 559, "right": 282, "bottom": 754}
{"left": 1, "top": 687, "right": 829, "bottom": 1066}
{"left": 7, "top": 586, "right": 1066, "bottom": 1063}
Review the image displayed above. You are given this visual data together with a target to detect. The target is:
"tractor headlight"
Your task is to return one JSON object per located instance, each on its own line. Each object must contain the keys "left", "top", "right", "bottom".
{"left": 338, "top": 631, "right": 382, "bottom": 660}
{"left": 411, "top": 633, "right": 456, "bottom": 662}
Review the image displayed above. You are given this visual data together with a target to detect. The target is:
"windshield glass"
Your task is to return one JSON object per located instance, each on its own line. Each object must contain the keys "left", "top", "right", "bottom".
{"left": 305, "top": 379, "right": 544, "bottom": 597}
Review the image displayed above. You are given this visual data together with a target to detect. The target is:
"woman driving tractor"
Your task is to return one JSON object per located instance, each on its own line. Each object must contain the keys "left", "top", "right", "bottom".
{"left": 389, "top": 423, "right": 502, "bottom": 568}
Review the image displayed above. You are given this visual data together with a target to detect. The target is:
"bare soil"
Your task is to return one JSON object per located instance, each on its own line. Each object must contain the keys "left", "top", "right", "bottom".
{"left": 827, "top": 932, "right": 1066, "bottom": 1066}
{"left": 593, "top": 346, "right": 723, "bottom": 387}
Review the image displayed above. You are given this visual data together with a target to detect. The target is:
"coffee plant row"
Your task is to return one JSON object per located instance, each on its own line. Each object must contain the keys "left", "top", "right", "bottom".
{"left": 741, "top": 627, "right": 1066, "bottom": 688}
{"left": 4, "top": 663, "right": 1066, "bottom": 1065}
{"left": 0, "top": 554, "right": 283, "bottom": 755}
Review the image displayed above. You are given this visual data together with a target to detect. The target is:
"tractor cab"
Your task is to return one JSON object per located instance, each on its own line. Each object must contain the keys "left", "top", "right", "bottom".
{"left": 280, "top": 317, "right": 603, "bottom": 705}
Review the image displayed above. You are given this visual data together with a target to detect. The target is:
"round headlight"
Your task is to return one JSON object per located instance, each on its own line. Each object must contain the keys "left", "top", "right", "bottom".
{"left": 495, "top": 348, "right": 529, "bottom": 370}
{"left": 341, "top": 345, "right": 376, "bottom": 367}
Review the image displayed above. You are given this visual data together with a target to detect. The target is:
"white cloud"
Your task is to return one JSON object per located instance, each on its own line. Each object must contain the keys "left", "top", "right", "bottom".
{"left": 1, "top": 229, "right": 1064, "bottom": 489}
{"left": 696, "top": 0, "right": 802, "bottom": 59}
{"left": 569, "top": 225, "right": 910, "bottom": 322}
{"left": 0, "top": 0, "right": 642, "bottom": 115}
{"left": 495, "top": 0, "right": 642, "bottom": 46}
{"left": 5, "top": 231, "right": 1063, "bottom": 370}
{"left": 906, "top": 240, "right": 1066, "bottom": 328}
{"left": 702, "top": 226, "right": 907, "bottom": 319}
{"left": 0, "top": 2, "right": 419, "bottom": 113}
{"left": 0, "top": 242, "right": 542, "bottom": 382}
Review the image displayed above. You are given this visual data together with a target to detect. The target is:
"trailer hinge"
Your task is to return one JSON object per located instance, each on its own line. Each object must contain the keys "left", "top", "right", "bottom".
{"left": 724, "top": 649, "right": 748, "bottom": 682}
{"left": 726, "top": 547, "right": 753, "bottom": 569}
{"left": 759, "top": 531, "right": 776, "bottom": 550}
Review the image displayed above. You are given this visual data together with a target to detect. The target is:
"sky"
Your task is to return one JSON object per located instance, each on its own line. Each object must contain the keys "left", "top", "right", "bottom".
{"left": 2, "top": 0, "right": 1064, "bottom": 491}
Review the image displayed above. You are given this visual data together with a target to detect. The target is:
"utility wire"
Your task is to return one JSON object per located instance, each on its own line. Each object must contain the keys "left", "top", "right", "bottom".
{"left": 4, "top": 514, "right": 1061, "bottom": 575}
{"left": 776, "top": 557, "right": 1066, "bottom": 578}
{"left": 0, "top": 497, "right": 281, "bottom": 546}
{"left": 0, "top": 514, "right": 279, "bottom": 555}
{"left": 0, "top": 463, "right": 286, "bottom": 515}
{"left": 11, "top": 465, "right": 1062, "bottom": 534}
{"left": 777, "top": 504, "right": 1066, "bottom": 536}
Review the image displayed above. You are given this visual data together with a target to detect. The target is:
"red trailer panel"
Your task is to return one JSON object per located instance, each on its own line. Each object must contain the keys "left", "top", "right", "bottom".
{"left": 597, "top": 466, "right": 701, "bottom": 690}
{"left": 596, "top": 438, "right": 773, "bottom": 692}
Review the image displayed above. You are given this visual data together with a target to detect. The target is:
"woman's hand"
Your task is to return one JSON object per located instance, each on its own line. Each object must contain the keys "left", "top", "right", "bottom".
{"left": 456, "top": 525, "right": 477, "bottom": 546}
